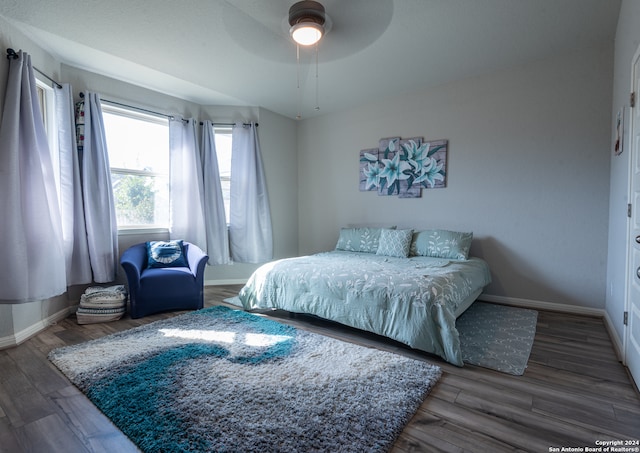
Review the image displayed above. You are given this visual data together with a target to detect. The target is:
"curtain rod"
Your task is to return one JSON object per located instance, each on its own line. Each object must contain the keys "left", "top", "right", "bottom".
{"left": 81, "top": 92, "right": 177, "bottom": 120}
{"left": 79, "top": 93, "right": 257, "bottom": 127}
{"left": 6, "top": 48, "right": 63, "bottom": 89}
{"left": 5, "top": 48, "right": 257, "bottom": 128}
{"left": 200, "top": 121, "right": 258, "bottom": 127}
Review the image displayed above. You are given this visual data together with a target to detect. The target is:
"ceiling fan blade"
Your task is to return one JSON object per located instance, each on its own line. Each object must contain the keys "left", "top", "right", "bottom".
{"left": 222, "top": 1, "right": 294, "bottom": 62}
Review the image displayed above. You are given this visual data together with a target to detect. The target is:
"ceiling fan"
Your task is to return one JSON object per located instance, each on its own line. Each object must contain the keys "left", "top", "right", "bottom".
{"left": 288, "top": 0, "right": 328, "bottom": 46}
{"left": 220, "top": 0, "right": 392, "bottom": 117}
{"left": 221, "top": 0, "right": 393, "bottom": 64}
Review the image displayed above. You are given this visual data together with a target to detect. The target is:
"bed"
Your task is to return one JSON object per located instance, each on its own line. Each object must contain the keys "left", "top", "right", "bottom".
{"left": 237, "top": 227, "right": 492, "bottom": 366}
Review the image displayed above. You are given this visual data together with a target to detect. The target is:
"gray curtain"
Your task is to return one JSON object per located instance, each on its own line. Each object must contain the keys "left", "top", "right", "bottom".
{"left": 169, "top": 117, "right": 207, "bottom": 250}
{"left": 201, "top": 120, "right": 230, "bottom": 264}
{"left": 55, "top": 84, "right": 92, "bottom": 285}
{"left": 229, "top": 122, "right": 273, "bottom": 263}
{"left": 0, "top": 50, "right": 66, "bottom": 301}
{"left": 79, "top": 92, "right": 118, "bottom": 282}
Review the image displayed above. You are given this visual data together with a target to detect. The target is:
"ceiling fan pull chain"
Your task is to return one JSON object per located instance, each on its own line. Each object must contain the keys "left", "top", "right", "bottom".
{"left": 315, "top": 42, "right": 320, "bottom": 112}
{"left": 296, "top": 44, "right": 302, "bottom": 120}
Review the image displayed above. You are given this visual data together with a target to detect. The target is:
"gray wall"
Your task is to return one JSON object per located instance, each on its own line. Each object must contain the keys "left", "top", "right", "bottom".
{"left": 607, "top": 0, "right": 640, "bottom": 345}
{"left": 297, "top": 44, "right": 613, "bottom": 310}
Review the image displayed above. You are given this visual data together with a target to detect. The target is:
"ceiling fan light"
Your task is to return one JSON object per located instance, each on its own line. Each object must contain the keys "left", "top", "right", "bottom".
{"left": 290, "top": 22, "right": 323, "bottom": 46}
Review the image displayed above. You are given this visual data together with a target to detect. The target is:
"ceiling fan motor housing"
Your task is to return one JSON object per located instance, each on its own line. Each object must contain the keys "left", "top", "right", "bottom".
{"left": 288, "top": 1, "right": 326, "bottom": 27}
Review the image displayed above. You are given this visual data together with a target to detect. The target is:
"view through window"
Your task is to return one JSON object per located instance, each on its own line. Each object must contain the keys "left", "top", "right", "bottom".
{"left": 102, "top": 108, "right": 233, "bottom": 230}
{"left": 214, "top": 127, "right": 232, "bottom": 224}
{"left": 102, "top": 105, "right": 170, "bottom": 229}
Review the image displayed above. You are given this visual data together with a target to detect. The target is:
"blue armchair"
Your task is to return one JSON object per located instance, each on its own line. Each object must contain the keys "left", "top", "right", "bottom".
{"left": 120, "top": 242, "right": 209, "bottom": 319}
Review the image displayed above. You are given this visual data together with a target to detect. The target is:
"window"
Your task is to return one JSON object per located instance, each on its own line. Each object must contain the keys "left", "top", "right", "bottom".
{"left": 35, "top": 79, "right": 56, "bottom": 148}
{"left": 35, "top": 79, "right": 60, "bottom": 193}
{"left": 102, "top": 105, "right": 170, "bottom": 230}
{"left": 214, "top": 126, "right": 232, "bottom": 224}
{"left": 36, "top": 82, "right": 47, "bottom": 129}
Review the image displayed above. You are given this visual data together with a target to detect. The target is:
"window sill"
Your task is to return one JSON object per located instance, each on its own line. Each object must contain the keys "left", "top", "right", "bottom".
{"left": 117, "top": 227, "right": 169, "bottom": 236}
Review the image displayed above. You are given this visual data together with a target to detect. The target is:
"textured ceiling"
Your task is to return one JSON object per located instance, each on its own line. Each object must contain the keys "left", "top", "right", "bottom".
{"left": 0, "top": 0, "right": 621, "bottom": 119}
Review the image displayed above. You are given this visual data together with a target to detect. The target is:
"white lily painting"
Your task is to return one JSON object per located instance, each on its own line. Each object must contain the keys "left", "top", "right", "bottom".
{"left": 359, "top": 136, "right": 447, "bottom": 198}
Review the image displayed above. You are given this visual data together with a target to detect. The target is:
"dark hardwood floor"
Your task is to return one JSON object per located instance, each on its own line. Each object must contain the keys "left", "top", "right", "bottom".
{"left": 0, "top": 284, "right": 638, "bottom": 452}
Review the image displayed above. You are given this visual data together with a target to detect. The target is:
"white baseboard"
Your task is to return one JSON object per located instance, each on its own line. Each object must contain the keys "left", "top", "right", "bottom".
{"left": 478, "top": 293, "right": 604, "bottom": 317}
{"left": 478, "top": 293, "right": 624, "bottom": 361}
{"left": 0, "top": 306, "right": 77, "bottom": 350}
{"left": 602, "top": 310, "right": 624, "bottom": 362}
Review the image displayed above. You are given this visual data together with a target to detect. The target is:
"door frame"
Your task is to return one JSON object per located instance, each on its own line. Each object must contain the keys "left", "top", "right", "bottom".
{"left": 623, "top": 43, "right": 640, "bottom": 382}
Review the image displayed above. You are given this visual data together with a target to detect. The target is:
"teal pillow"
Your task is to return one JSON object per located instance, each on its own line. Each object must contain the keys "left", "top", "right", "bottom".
{"left": 146, "top": 240, "right": 188, "bottom": 268}
{"left": 376, "top": 229, "right": 413, "bottom": 258}
{"left": 410, "top": 229, "right": 473, "bottom": 260}
{"left": 335, "top": 227, "right": 394, "bottom": 253}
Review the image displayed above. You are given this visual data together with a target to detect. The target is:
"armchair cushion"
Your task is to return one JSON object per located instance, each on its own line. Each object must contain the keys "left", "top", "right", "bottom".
{"left": 146, "top": 240, "right": 188, "bottom": 268}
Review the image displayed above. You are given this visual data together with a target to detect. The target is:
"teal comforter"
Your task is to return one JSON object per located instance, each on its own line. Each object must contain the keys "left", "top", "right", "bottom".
{"left": 238, "top": 251, "right": 491, "bottom": 366}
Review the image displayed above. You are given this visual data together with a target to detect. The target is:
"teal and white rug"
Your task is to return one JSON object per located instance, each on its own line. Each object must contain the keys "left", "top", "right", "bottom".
{"left": 457, "top": 302, "right": 538, "bottom": 375}
{"left": 49, "top": 306, "right": 441, "bottom": 453}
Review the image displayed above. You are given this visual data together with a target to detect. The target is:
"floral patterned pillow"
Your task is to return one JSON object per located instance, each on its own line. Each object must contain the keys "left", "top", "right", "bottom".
{"left": 376, "top": 229, "right": 414, "bottom": 258}
{"left": 335, "top": 227, "right": 394, "bottom": 253}
{"left": 410, "top": 229, "right": 473, "bottom": 260}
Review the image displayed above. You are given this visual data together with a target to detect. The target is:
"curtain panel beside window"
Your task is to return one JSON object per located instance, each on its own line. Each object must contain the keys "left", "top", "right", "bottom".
{"left": 76, "top": 93, "right": 119, "bottom": 283}
{"left": 55, "top": 84, "right": 92, "bottom": 285}
{"left": 229, "top": 122, "right": 273, "bottom": 264}
{"left": 0, "top": 50, "right": 67, "bottom": 301}
{"left": 169, "top": 118, "right": 207, "bottom": 251}
{"left": 201, "top": 120, "right": 230, "bottom": 265}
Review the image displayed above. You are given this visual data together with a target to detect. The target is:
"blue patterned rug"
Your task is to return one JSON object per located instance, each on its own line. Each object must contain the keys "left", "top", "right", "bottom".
{"left": 456, "top": 302, "right": 538, "bottom": 375}
{"left": 49, "top": 306, "right": 441, "bottom": 452}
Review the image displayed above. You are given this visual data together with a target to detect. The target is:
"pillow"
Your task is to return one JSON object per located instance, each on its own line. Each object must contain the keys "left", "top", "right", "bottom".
{"left": 335, "top": 227, "right": 394, "bottom": 253}
{"left": 146, "top": 240, "right": 188, "bottom": 268}
{"left": 376, "top": 229, "right": 414, "bottom": 258}
{"left": 410, "top": 229, "right": 473, "bottom": 260}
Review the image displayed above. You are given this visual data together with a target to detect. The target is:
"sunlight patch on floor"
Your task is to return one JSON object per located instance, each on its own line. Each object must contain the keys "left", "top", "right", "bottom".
{"left": 158, "top": 328, "right": 292, "bottom": 347}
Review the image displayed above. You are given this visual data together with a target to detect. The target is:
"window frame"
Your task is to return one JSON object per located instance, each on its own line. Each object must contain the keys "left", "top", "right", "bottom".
{"left": 213, "top": 125, "right": 233, "bottom": 225}
{"left": 101, "top": 103, "right": 171, "bottom": 234}
{"left": 35, "top": 78, "right": 61, "bottom": 196}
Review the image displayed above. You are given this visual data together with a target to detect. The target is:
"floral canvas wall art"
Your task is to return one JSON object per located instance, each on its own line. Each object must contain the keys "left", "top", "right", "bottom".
{"left": 377, "top": 137, "right": 400, "bottom": 196}
{"left": 359, "top": 148, "right": 380, "bottom": 191}
{"left": 359, "top": 136, "right": 448, "bottom": 198}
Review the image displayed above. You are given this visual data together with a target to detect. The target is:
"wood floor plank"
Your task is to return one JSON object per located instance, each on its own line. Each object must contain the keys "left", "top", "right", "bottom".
{"left": 49, "top": 386, "right": 139, "bottom": 453}
{"left": 427, "top": 381, "right": 461, "bottom": 404}
{"left": 0, "top": 285, "right": 638, "bottom": 453}
{"left": 531, "top": 334, "right": 619, "bottom": 361}
{"left": 455, "top": 390, "right": 618, "bottom": 445}
{"left": 439, "top": 373, "right": 533, "bottom": 409}
{"left": 532, "top": 395, "right": 640, "bottom": 439}
{"left": 5, "top": 341, "right": 69, "bottom": 396}
{"left": 419, "top": 396, "right": 551, "bottom": 451}
{"left": 0, "top": 414, "right": 22, "bottom": 453}
{"left": 14, "top": 413, "right": 88, "bottom": 453}
{"left": 397, "top": 408, "right": 522, "bottom": 453}
{"left": 0, "top": 353, "right": 58, "bottom": 428}
{"left": 524, "top": 362, "right": 639, "bottom": 404}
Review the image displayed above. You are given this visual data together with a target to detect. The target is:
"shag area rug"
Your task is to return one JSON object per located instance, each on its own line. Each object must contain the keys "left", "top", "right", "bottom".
{"left": 49, "top": 306, "right": 441, "bottom": 453}
{"left": 456, "top": 302, "right": 538, "bottom": 375}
